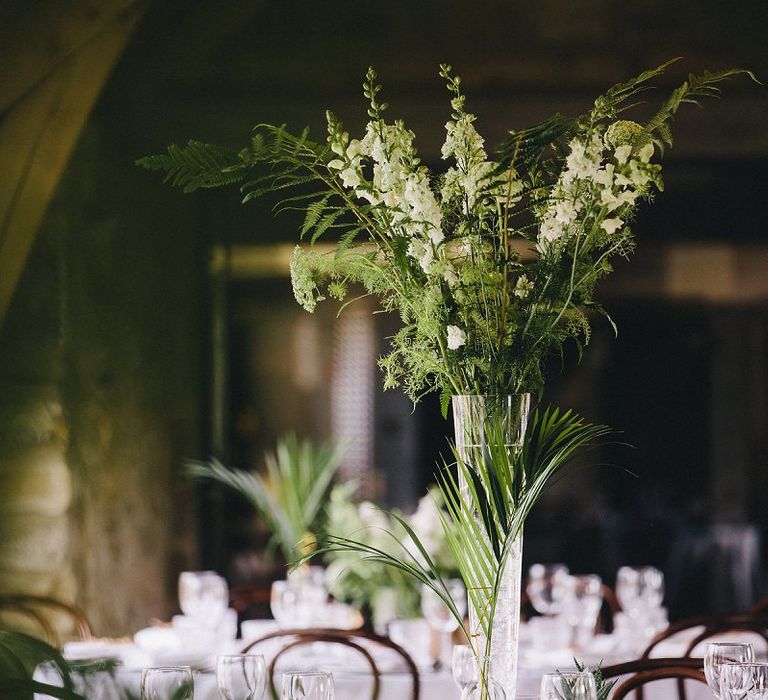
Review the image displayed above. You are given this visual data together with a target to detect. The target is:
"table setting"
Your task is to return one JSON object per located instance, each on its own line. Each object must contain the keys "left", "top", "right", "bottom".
{"left": 34, "top": 558, "right": 767, "bottom": 700}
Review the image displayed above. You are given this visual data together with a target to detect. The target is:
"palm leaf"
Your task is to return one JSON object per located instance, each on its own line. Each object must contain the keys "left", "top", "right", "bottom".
{"left": 187, "top": 434, "right": 344, "bottom": 563}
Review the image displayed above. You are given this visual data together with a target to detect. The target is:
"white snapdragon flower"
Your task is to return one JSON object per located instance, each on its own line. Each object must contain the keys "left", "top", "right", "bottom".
{"left": 554, "top": 199, "right": 579, "bottom": 225}
{"left": 600, "top": 188, "right": 622, "bottom": 212}
{"left": 339, "top": 167, "right": 361, "bottom": 189}
{"left": 564, "top": 135, "right": 602, "bottom": 181}
{"left": 446, "top": 324, "right": 466, "bottom": 350}
{"left": 594, "top": 163, "right": 615, "bottom": 188}
{"left": 407, "top": 239, "right": 434, "bottom": 273}
{"left": 600, "top": 217, "right": 624, "bottom": 235}
{"left": 346, "top": 139, "right": 364, "bottom": 159}
{"left": 614, "top": 144, "right": 632, "bottom": 165}
{"left": 638, "top": 142, "right": 654, "bottom": 163}
{"left": 538, "top": 217, "right": 564, "bottom": 246}
{"left": 514, "top": 274, "right": 534, "bottom": 299}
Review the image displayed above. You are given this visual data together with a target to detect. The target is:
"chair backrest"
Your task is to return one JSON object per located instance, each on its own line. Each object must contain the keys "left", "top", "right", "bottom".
{"left": 602, "top": 657, "right": 706, "bottom": 700}
{"left": 242, "top": 627, "right": 420, "bottom": 700}
{"left": 641, "top": 613, "right": 768, "bottom": 658}
{"left": 0, "top": 595, "right": 92, "bottom": 647}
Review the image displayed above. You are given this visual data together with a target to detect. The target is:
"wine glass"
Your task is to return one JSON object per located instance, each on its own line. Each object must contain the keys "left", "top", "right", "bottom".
{"left": 527, "top": 563, "right": 569, "bottom": 616}
{"left": 705, "top": 643, "right": 755, "bottom": 699}
{"left": 560, "top": 575, "right": 603, "bottom": 649}
{"left": 541, "top": 671, "right": 598, "bottom": 700}
{"left": 270, "top": 580, "right": 298, "bottom": 628}
{"left": 280, "top": 671, "right": 334, "bottom": 699}
{"left": 452, "top": 645, "right": 477, "bottom": 693}
{"left": 179, "top": 571, "right": 229, "bottom": 628}
{"left": 719, "top": 662, "right": 768, "bottom": 700}
{"left": 421, "top": 579, "right": 467, "bottom": 669}
{"left": 141, "top": 666, "right": 194, "bottom": 700}
{"left": 217, "top": 654, "right": 267, "bottom": 700}
{"left": 615, "top": 566, "right": 664, "bottom": 617}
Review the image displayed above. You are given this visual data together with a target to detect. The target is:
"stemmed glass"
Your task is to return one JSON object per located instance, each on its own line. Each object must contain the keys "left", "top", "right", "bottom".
{"left": 527, "top": 564, "right": 569, "bottom": 616}
{"left": 421, "top": 579, "right": 467, "bottom": 670}
{"left": 719, "top": 662, "right": 768, "bottom": 700}
{"left": 452, "top": 645, "right": 477, "bottom": 693}
{"left": 560, "top": 575, "right": 603, "bottom": 649}
{"left": 141, "top": 666, "right": 194, "bottom": 700}
{"left": 280, "top": 671, "right": 334, "bottom": 699}
{"left": 217, "top": 654, "right": 267, "bottom": 700}
{"left": 541, "top": 671, "right": 598, "bottom": 700}
{"left": 705, "top": 643, "right": 755, "bottom": 699}
{"left": 615, "top": 566, "right": 664, "bottom": 617}
{"left": 179, "top": 571, "right": 229, "bottom": 629}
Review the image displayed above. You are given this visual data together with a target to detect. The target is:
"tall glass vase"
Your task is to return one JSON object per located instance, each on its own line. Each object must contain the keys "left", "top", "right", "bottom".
{"left": 452, "top": 394, "right": 531, "bottom": 698}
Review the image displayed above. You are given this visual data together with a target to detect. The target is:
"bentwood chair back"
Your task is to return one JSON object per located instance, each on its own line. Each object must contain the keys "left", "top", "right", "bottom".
{"left": 638, "top": 614, "right": 768, "bottom": 700}
{"left": 641, "top": 613, "right": 768, "bottom": 658}
{"left": 601, "top": 658, "right": 706, "bottom": 700}
{"left": 0, "top": 594, "right": 93, "bottom": 647}
{"left": 242, "top": 627, "right": 420, "bottom": 700}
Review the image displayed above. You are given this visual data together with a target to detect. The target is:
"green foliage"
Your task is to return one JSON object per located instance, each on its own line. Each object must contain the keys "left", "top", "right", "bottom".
{"left": 0, "top": 630, "right": 85, "bottom": 700}
{"left": 187, "top": 433, "right": 344, "bottom": 564}
{"left": 574, "top": 659, "right": 617, "bottom": 700}
{"left": 139, "top": 61, "right": 755, "bottom": 404}
{"left": 307, "top": 406, "right": 610, "bottom": 660}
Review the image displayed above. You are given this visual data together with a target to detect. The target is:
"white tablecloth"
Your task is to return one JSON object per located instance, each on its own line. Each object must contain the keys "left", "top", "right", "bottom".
{"left": 43, "top": 621, "right": 749, "bottom": 700}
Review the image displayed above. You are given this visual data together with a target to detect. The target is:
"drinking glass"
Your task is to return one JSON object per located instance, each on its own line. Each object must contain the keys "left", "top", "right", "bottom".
{"left": 270, "top": 580, "right": 298, "bottom": 628}
{"left": 421, "top": 579, "right": 467, "bottom": 669}
{"left": 541, "top": 671, "right": 598, "bottom": 700}
{"left": 452, "top": 644, "right": 477, "bottom": 692}
{"left": 705, "top": 643, "right": 755, "bottom": 699}
{"left": 271, "top": 576, "right": 327, "bottom": 628}
{"left": 141, "top": 666, "right": 194, "bottom": 700}
{"left": 217, "top": 654, "right": 267, "bottom": 700}
{"left": 527, "top": 563, "right": 569, "bottom": 616}
{"left": 719, "top": 662, "right": 768, "bottom": 700}
{"left": 179, "top": 571, "right": 229, "bottom": 628}
{"left": 615, "top": 566, "right": 664, "bottom": 617}
{"left": 280, "top": 671, "right": 334, "bottom": 699}
{"left": 560, "top": 575, "right": 603, "bottom": 649}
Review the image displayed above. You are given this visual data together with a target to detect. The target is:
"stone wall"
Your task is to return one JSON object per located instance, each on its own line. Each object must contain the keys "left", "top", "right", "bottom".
{"left": 0, "top": 116, "right": 205, "bottom": 636}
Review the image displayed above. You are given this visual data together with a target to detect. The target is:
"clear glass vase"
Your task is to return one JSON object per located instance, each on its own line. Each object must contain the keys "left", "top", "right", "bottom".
{"left": 452, "top": 394, "right": 531, "bottom": 699}
{"left": 460, "top": 656, "right": 507, "bottom": 700}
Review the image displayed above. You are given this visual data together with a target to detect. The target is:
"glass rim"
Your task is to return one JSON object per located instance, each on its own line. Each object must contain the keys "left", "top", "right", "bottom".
{"left": 720, "top": 661, "right": 768, "bottom": 667}
{"left": 217, "top": 653, "right": 266, "bottom": 660}
{"left": 141, "top": 665, "right": 193, "bottom": 672}
{"left": 542, "top": 671, "right": 595, "bottom": 678}
{"left": 282, "top": 671, "right": 334, "bottom": 678}
{"left": 707, "top": 642, "right": 756, "bottom": 649}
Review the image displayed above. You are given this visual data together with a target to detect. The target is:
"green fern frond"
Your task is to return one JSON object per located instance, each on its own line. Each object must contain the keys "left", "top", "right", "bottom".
{"left": 496, "top": 113, "right": 575, "bottom": 177}
{"left": 590, "top": 58, "right": 682, "bottom": 123}
{"left": 136, "top": 141, "right": 246, "bottom": 193}
{"left": 642, "top": 68, "right": 759, "bottom": 151}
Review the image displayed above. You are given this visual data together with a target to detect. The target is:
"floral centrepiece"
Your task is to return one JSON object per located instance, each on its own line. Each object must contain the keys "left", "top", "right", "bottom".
{"left": 140, "top": 59, "right": 753, "bottom": 696}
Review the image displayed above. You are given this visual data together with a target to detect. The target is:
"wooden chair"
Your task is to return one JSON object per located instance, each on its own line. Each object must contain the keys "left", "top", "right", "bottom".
{"left": 638, "top": 614, "right": 768, "bottom": 700}
{"left": 229, "top": 583, "right": 273, "bottom": 623}
{"left": 0, "top": 594, "right": 92, "bottom": 647}
{"left": 242, "top": 627, "right": 420, "bottom": 700}
{"left": 601, "top": 658, "right": 706, "bottom": 700}
{"left": 641, "top": 613, "right": 768, "bottom": 659}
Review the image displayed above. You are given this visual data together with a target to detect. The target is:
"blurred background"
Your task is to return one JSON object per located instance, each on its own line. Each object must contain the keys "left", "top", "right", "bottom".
{"left": 0, "top": 0, "right": 767, "bottom": 636}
